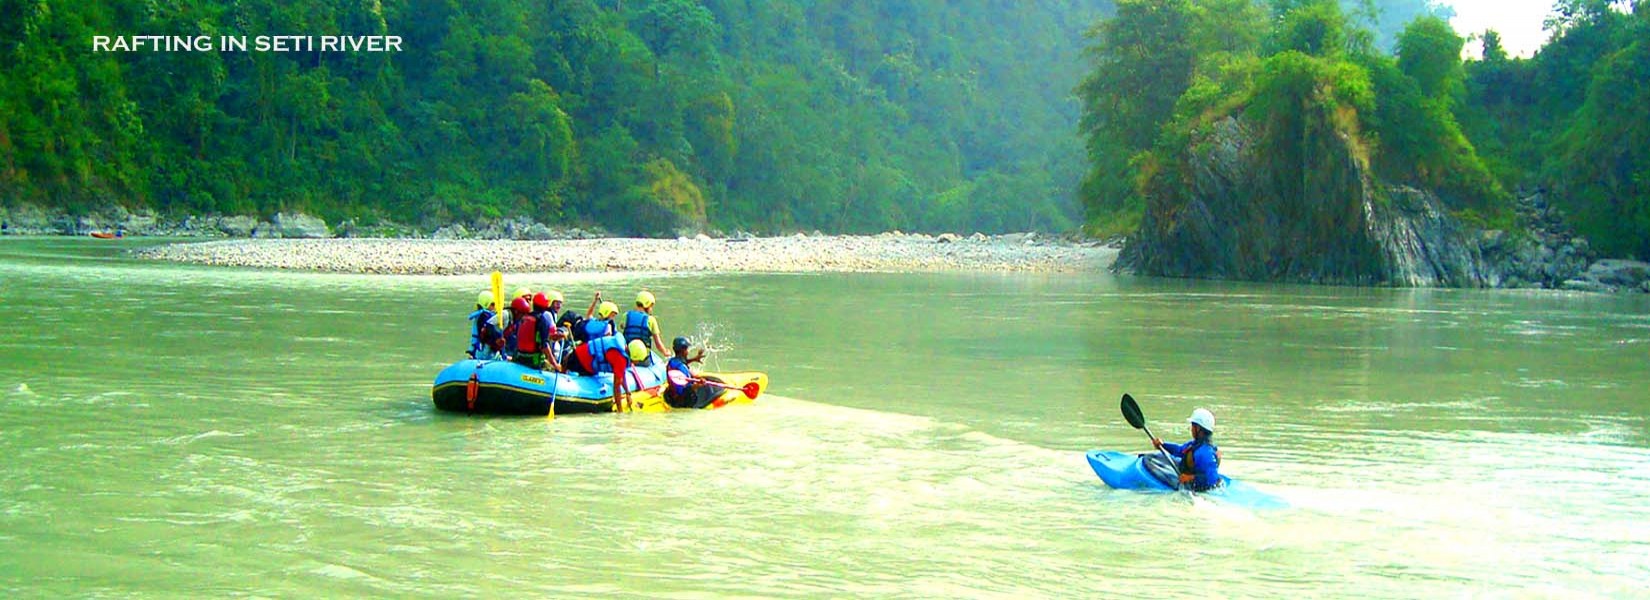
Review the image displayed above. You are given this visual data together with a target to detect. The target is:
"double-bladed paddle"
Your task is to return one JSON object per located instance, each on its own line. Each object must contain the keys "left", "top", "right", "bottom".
{"left": 1121, "top": 393, "right": 1183, "bottom": 491}
{"left": 667, "top": 370, "right": 762, "bottom": 401}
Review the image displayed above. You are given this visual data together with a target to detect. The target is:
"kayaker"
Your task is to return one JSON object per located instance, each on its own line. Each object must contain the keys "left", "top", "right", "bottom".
{"left": 467, "top": 291, "right": 503, "bottom": 360}
{"left": 564, "top": 334, "right": 639, "bottom": 409}
{"left": 1151, "top": 408, "right": 1222, "bottom": 492}
{"left": 663, "top": 336, "right": 710, "bottom": 409}
{"left": 622, "top": 291, "right": 669, "bottom": 355}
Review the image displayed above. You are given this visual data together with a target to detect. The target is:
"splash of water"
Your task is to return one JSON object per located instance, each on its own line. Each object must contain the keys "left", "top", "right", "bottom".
{"left": 688, "top": 322, "right": 739, "bottom": 371}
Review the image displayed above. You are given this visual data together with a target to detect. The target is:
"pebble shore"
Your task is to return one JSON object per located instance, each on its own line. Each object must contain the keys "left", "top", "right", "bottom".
{"left": 135, "top": 234, "right": 1119, "bottom": 274}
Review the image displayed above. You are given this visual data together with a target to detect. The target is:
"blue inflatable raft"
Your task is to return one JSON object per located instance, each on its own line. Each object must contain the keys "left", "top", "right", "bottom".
{"left": 432, "top": 358, "right": 669, "bottom": 415}
{"left": 1085, "top": 450, "right": 1287, "bottom": 509}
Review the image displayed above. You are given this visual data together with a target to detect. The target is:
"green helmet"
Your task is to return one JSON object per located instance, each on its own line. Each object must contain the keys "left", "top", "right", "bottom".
{"left": 627, "top": 339, "right": 650, "bottom": 362}
{"left": 476, "top": 291, "right": 494, "bottom": 308}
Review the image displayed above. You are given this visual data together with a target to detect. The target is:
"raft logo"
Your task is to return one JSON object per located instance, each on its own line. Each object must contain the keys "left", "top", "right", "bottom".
{"left": 520, "top": 374, "right": 545, "bottom": 385}
{"left": 92, "top": 35, "right": 403, "bottom": 52}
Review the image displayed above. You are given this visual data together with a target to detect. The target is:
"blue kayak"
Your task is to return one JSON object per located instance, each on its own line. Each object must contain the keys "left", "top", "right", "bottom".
{"left": 1085, "top": 450, "right": 1287, "bottom": 508}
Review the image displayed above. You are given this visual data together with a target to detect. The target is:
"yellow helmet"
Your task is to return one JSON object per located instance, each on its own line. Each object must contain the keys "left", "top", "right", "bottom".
{"left": 476, "top": 291, "right": 494, "bottom": 308}
{"left": 512, "top": 286, "right": 531, "bottom": 299}
{"left": 597, "top": 301, "right": 619, "bottom": 318}
{"left": 627, "top": 339, "right": 649, "bottom": 362}
{"left": 635, "top": 290, "right": 656, "bottom": 308}
{"left": 547, "top": 290, "right": 565, "bottom": 304}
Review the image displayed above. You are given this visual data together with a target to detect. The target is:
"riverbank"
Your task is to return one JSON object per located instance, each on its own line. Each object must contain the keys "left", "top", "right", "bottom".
{"left": 133, "top": 234, "right": 1119, "bottom": 274}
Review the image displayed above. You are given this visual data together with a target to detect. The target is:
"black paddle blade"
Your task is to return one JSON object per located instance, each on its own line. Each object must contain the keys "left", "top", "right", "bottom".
{"left": 1120, "top": 393, "right": 1146, "bottom": 429}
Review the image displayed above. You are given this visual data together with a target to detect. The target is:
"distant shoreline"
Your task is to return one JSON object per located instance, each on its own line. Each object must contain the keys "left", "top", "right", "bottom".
{"left": 132, "top": 234, "right": 1120, "bottom": 274}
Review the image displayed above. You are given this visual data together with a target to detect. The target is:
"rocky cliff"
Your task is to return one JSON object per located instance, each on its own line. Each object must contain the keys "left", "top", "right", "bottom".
{"left": 1115, "top": 116, "right": 1644, "bottom": 292}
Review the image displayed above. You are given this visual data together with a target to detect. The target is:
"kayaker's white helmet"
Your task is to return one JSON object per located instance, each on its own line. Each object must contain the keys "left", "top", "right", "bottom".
{"left": 1188, "top": 408, "right": 1216, "bottom": 432}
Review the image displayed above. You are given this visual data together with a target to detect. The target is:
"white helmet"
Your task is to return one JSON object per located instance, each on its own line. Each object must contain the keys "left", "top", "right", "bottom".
{"left": 1188, "top": 408, "right": 1215, "bottom": 432}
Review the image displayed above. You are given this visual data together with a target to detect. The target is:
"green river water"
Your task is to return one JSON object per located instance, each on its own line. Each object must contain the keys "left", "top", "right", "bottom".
{"left": 1, "top": 238, "right": 1647, "bottom": 597}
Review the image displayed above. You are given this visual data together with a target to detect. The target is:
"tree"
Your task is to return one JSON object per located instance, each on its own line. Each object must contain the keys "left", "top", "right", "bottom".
{"left": 1076, "top": 0, "right": 1198, "bottom": 228}
{"left": 1553, "top": 13, "right": 1650, "bottom": 258}
{"left": 1269, "top": 0, "right": 1351, "bottom": 57}
{"left": 1395, "top": 16, "right": 1464, "bottom": 101}
{"left": 1480, "top": 29, "right": 1508, "bottom": 62}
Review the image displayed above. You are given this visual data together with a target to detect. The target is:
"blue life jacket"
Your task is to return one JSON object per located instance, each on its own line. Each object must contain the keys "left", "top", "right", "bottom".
{"left": 623, "top": 310, "right": 653, "bottom": 347}
{"left": 583, "top": 318, "right": 614, "bottom": 341}
{"left": 587, "top": 335, "right": 626, "bottom": 372}
{"left": 666, "top": 356, "right": 692, "bottom": 395}
{"left": 468, "top": 308, "right": 498, "bottom": 355}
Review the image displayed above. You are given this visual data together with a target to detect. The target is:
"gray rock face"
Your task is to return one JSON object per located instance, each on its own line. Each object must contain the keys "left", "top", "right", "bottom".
{"left": 1117, "top": 115, "right": 1612, "bottom": 290}
{"left": 1561, "top": 278, "right": 1613, "bottom": 293}
{"left": 122, "top": 208, "right": 159, "bottom": 235}
{"left": 432, "top": 224, "right": 468, "bottom": 240}
{"left": 523, "top": 223, "right": 556, "bottom": 240}
{"left": 1, "top": 204, "right": 53, "bottom": 234}
{"left": 1586, "top": 259, "right": 1650, "bottom": 287}
{"left": 1367, "top": 186, "right": 1490, "bottom": 286}
{"left": 273, "top": 213, "right": 330, "bottom": 238}
{"left": 1120, "top": 116, "right": 1454, "bottom": 285}
{"left": 218, "top": 215, "right": 258, "bottom": 236}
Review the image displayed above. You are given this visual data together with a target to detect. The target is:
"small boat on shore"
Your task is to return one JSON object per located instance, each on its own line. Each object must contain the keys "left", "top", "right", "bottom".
{"left": 89, "top": 231, "right": 123, "bottom": 239}
{"left": 431, "top": 358, "right": 766, "bottom": 415}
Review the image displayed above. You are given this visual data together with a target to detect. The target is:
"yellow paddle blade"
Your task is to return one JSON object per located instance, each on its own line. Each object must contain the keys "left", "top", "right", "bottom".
{"left": 490, "top": 270, "right": 505, "bottom": 326}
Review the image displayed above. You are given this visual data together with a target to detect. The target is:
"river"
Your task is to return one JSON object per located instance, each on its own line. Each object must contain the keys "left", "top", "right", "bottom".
{"left": 2, "top": 238, "right": 1647, "bottom": 596}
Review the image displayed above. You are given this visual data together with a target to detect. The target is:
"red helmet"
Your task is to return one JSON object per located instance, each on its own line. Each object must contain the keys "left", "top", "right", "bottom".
{"left": 510, "top": 296, "right": 531, "bottom": 314}
{"left": 532, "top": 292, "right": 551, "bottom": 310}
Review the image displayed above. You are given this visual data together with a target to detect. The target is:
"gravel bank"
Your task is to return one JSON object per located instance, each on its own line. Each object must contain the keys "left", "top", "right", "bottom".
{"left": 135, "top": 234, "right": 1119, "bottom": 274}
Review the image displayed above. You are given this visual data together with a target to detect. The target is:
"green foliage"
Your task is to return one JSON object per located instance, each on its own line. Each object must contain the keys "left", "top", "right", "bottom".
{"left": 1, "top": 0, "right": 1105, "bottom": 234}
{"left": 1081, "top": 0, "right": 1509, "bottom": 236}
{"left": 1078, "top": 0, "right": 1266, "bottom": 227}
{"left": 1395, "top": 16, "right": 1463, "bottom": 101}
{"left": 616, "top": 157, "right": 706, "bottom": 236}
{"left": 1074, "top": 0, "right": 1193, "bottom": 224}
{"left": 1242, "top": 51, "right": 1374, "bottom": 212}
{"left": 1553, "top": 26, "right": 1650, "bottom": 258}
{"left": 1454, "top": 0, "right": 1649, "bottom": 257}
{"left": 1268, "top": 0, "right": 1351, "bottom": 57}
{"left": 1355, "top": 51, "right": 1506, "bottom": 211}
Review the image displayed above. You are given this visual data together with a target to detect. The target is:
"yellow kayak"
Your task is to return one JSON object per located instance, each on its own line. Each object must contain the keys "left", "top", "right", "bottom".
{"left": 618, "top": 371, "right": 768, "bottom": 413}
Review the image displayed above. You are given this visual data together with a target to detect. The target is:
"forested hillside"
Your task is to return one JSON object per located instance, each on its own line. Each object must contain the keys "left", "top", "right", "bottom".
{"left": 1458, "top": 0, "right": 1650, "bottom": 258}
{"left": 1079, "top": 0, "right": 1650, "bottom": 259}
{"left": 0, "top": 0, "right": 1109, "bottom": 235}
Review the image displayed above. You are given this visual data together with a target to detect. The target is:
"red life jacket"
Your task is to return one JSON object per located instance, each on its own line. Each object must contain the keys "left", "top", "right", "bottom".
{"left": 515, "top": 314, "right": 541, "bottom": 354}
